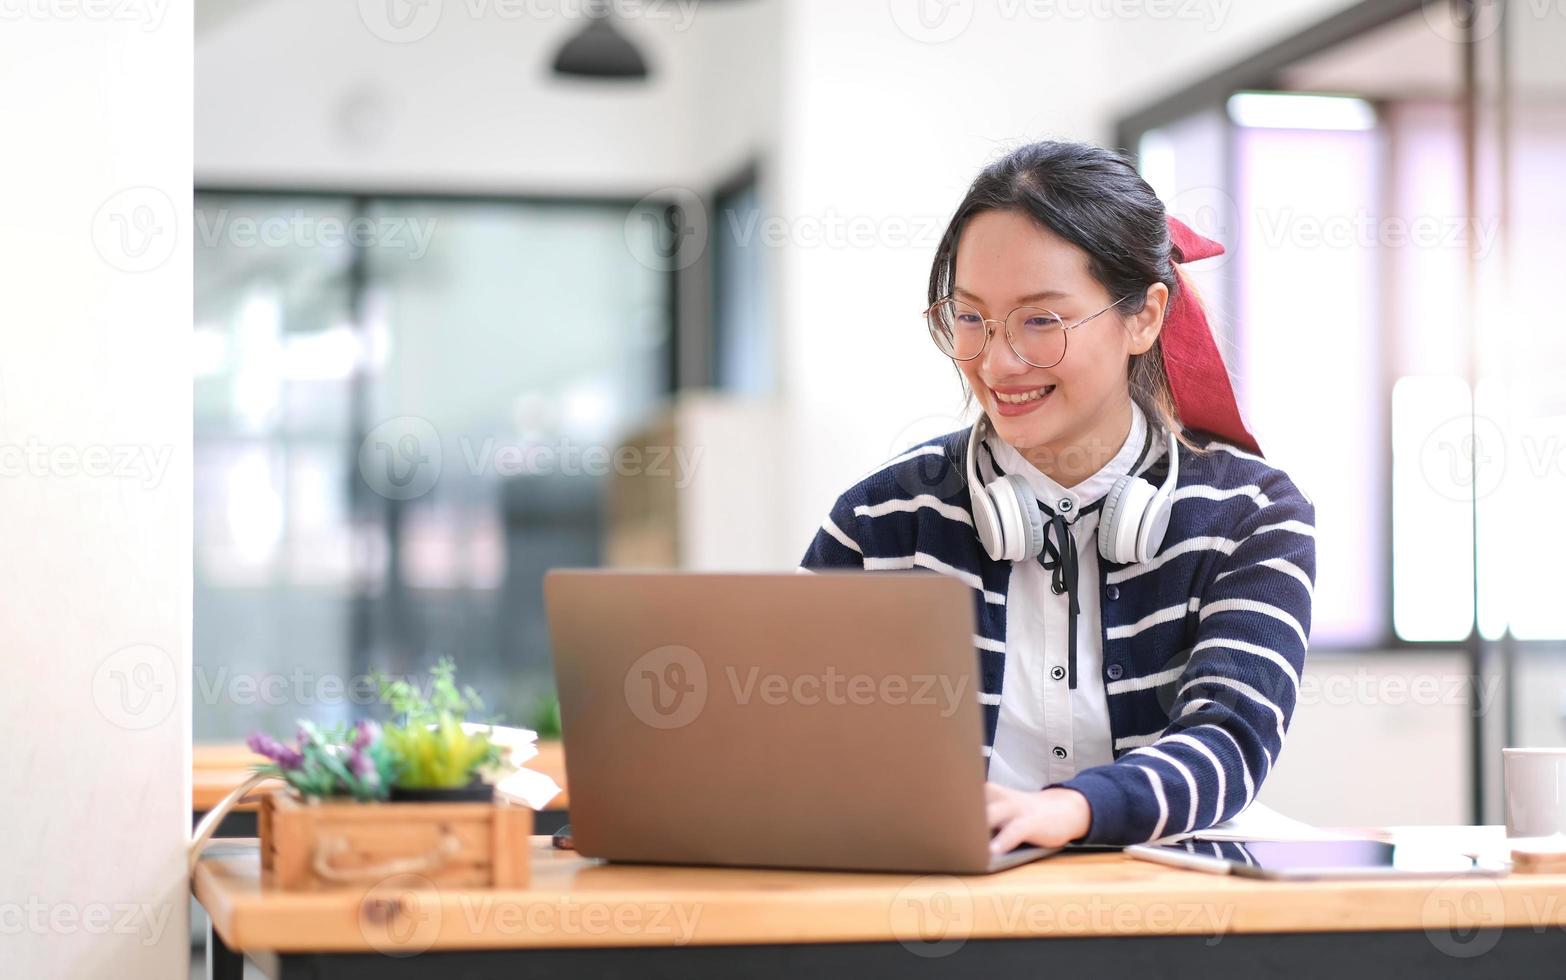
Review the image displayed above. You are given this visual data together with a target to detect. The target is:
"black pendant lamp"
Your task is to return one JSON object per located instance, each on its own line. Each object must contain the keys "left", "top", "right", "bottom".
{"left": 552, "top": 1, "right": 649, "bottom": 81}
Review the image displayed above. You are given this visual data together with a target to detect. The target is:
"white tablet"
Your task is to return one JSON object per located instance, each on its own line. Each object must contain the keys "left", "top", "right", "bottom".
{"left": 1127, "top": 838, "right": 1510, "bottom": 880}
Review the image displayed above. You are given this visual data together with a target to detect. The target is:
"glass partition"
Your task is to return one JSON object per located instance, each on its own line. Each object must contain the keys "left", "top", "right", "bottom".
{"left": 193, "top": 192, "right": 673, "bottom": 740}
{"left": 1119, "top": 0, "right": 1566, "bottom": 820}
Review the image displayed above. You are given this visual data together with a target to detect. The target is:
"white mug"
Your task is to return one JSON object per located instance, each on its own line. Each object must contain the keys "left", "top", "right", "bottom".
{"left": 1502, "top": 748, "right": 1566, "bottom": 839}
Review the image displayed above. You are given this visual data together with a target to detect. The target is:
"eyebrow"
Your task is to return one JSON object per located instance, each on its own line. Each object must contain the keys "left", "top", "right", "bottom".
{"left": 953, "top": 286, "right": 1073, "bottom": 306}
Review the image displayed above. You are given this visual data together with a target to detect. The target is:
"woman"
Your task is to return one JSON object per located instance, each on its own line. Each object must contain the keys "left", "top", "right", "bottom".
{"left": 800, "top": 140, "right": 1315, "bottom": 852}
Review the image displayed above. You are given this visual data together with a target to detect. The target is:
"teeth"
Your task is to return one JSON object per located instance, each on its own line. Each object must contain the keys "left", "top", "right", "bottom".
{"left": 994, "top": 386, "right": 1054, "bottom": 405}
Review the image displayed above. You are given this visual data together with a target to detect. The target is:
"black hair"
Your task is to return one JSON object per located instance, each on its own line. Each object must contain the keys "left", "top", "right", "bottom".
{"left": 928, "top": 139, "right": 1201, "bottom": 448}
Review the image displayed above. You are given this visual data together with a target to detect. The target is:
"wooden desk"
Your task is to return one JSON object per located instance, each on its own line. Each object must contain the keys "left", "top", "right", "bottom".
{"left": 194, "top": 830, "right": 1566, "bottom": 979}
{"left": 193, "top": 744, "right": 265, "bottom": 810}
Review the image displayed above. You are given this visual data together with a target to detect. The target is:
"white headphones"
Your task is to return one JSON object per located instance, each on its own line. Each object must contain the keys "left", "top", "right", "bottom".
{"left": 965, "top": 416, "right": 1180, "bottom": 565}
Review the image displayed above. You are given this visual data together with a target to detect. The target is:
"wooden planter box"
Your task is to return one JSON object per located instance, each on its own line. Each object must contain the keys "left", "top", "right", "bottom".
{"left": 258, "top": 790, "right": 532, "bottom": 891}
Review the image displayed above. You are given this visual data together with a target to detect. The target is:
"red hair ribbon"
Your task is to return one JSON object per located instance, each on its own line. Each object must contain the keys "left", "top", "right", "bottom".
{"left": 1161, "top": 215, "right": 1262, "bottom": 457}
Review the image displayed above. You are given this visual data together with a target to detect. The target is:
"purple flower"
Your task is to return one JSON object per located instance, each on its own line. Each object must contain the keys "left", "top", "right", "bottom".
{"left": 349, "top": 746, "right": 377, "bottom": 781}
{"left": 247, "top": 732, "right": 303, "bottom": 770}
{"left": 352, "top": 719, "right": 380, "bottom": 751}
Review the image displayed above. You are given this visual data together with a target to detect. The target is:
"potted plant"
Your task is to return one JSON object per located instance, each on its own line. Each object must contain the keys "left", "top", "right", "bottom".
{"left": 246, "top": 720, "right": 400, "bottom": 801}
{"left": 376, "top": 658, "right": 504, "bottom": 802}
{"left": 188, "top": 660, "right": 533, "bottom": 890}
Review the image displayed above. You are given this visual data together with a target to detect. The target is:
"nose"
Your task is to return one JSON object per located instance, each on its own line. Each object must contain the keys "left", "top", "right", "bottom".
{"left": 979, "top": 319, "right": 1030, "bottom": 379}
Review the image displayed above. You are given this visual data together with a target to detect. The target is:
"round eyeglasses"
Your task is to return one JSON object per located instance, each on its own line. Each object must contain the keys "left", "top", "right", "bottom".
{"left": 923, "top": 295, "right": 1132, "bottom": 369}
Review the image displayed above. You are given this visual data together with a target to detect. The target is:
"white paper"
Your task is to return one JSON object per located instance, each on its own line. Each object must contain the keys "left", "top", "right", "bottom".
{"left": 495, "top": 767, "right": 564, "bottom": 810}
{"left": 462, "top": 723, "right": 562, "bottom": 809}
{"left": 466, "top": 722, "right": 541, "bottom": 766}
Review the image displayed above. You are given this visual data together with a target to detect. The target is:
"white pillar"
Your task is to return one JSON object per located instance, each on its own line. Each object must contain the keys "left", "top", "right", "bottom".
{"left": 0, "top": 3, "right": 193, "bottom": 976}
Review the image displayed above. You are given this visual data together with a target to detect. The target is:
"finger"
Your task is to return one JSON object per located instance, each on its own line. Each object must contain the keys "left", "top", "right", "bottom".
{"left": 989, "top": 816, "right": 1031, "bottom": 855}
{"left": 984, "top": 782, "right": 1012, "bottom": 802}
{"left": 986, "top": 797, "right": 1018, "bottom": 829}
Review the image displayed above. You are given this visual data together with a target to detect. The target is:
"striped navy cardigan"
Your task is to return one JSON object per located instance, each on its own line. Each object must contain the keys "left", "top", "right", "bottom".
{"left": 799, "top": 426, "right": 1316, "bottom": 846}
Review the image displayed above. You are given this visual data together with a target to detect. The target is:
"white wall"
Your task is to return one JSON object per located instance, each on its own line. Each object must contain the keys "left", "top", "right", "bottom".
{"left": 674, "top": 396, "right": 788, "bottom": 569}
{"left": 1258, "top": 651, "right": 1475, "bottom": 826}
{"left": 0, "top": 8, "right": 192, "bottom": 979}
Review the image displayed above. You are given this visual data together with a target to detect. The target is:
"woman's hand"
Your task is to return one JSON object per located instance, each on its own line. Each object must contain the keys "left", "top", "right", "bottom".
{"left": 986, "top": 783, "right": 1092, "bottom": 854}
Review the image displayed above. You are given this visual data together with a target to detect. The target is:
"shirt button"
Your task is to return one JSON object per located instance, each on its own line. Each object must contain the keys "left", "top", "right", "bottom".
{"left": 1105, "top": 584, "right": 1121, "bottom": 601}
{"left": 1050, "top": 665, "right": 1066, "bottom": 681}
{"left": 1052, "top": 746, "right": 1068, "bottom": 759}
{"left": 1106, "top": 663, "right": 1124, "bottom": 681}
{"left": 1058, "top": 498, "right": 1074, "bottom": 513}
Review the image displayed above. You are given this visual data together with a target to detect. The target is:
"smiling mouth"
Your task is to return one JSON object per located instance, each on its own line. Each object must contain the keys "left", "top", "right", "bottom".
{"left": 992, "top": 385, "right": 1056, "bottom": 405}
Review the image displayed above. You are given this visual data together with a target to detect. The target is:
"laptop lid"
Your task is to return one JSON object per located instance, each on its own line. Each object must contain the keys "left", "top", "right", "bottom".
{"left": 544, "top": 570, "right": 999, "bottom": 874}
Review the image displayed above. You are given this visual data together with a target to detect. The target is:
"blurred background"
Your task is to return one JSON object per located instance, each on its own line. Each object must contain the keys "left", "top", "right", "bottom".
{"left": 194, "top": 0, "right": 1564, "bottom": 827}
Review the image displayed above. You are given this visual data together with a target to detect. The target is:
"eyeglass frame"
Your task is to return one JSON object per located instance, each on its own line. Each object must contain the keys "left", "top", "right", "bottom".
{"left": 922, "top": 294, "right": 1135, "bottom": 369}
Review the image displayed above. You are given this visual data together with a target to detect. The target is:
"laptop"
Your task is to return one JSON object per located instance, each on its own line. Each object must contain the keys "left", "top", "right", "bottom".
{"left": 543, "top": 570, "right": 1053, "bottom": 874}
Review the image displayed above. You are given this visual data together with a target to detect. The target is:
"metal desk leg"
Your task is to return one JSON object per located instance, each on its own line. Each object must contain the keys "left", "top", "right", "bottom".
{"left": 207, "top": 920, "right": 245, "bottom": 980}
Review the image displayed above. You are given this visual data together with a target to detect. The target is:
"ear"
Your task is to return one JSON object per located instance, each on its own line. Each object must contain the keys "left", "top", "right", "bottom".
{"left": 1125, "top": 281, "right": 1168, "bottom": 356}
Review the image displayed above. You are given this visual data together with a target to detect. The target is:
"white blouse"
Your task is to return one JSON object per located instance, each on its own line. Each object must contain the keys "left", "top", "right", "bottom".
{"left": 982, "top": 400, "right": 1166, "bottom": 791}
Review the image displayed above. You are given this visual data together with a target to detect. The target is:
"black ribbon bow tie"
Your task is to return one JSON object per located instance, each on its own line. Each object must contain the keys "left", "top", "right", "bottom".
{"left": 1037, "top": 509, "right": 1081, "bottom": 689}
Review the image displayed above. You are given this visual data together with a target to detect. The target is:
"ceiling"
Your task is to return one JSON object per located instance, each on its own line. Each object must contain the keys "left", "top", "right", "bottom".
{"left": 1280, "top": 10, "right": 1461, "bottom": 101}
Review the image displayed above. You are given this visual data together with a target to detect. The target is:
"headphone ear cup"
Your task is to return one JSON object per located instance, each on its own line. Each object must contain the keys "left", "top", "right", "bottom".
{"left": 971, "top": 483, "right": 1004, "bottom": 560}
{"left": 1098, "top": 475, "right": 1129, "bottom": 563}
{"left": 967, "top": 421, "right": 1005, "bottom": 561}
{"left": 964, "top": 419, "right": 1046, "bottom": 563}
{"left": 1135, "top": 430, "right": 1181, "bottom": 563}
{"left": 1100, "top": 475, "right": 1155, "bottom": 564}
{"left": 999, "top": 474, "right": 1044, "bottom": 560}
{"left": 1135, "top": 496, "right": 1174, "bottom": 563}
{"left": 986, "top": 476, "right": 1026, "bottom": 562}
